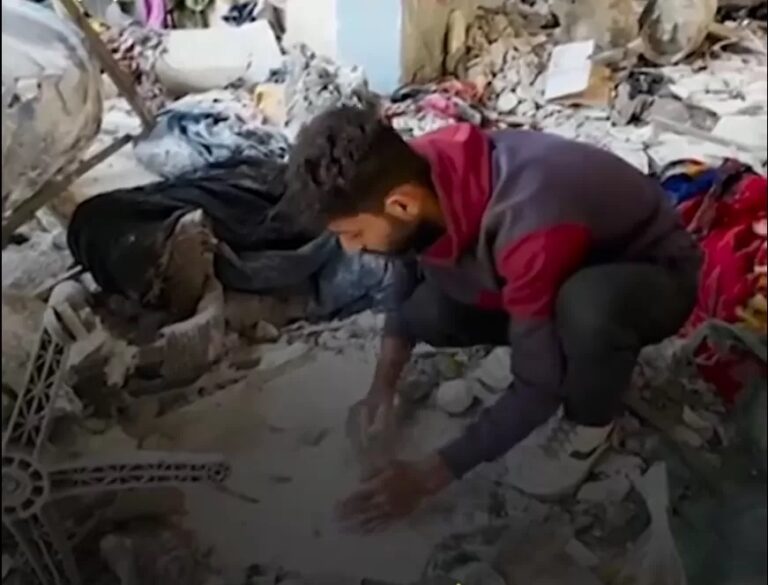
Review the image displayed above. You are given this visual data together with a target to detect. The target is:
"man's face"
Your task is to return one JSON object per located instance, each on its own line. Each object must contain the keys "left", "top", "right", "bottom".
{"left": 328, "top": 213, "right": 421, "bottom": 255}
{"left": 327, "top": 186, "right": 442, "bottom": 255}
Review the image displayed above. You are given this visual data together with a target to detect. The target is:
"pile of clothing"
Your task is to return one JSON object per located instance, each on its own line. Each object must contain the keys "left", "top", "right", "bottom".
{"left": 67, "top": 160, "right": 403, "bottom": 322}
{"left": 133, "top": 89, "right": 291, "bottom": 179}
{"left": 383, "top": 80, "right": 488, "bottom": 139}
{"left": 662, "top": 159, "right": 767, "bottom": 401}
{"left": 101, "top": 21, "right": 168, "bottom": 114}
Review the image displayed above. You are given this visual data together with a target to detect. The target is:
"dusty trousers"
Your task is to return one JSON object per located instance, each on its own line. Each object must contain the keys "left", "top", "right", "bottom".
{"left": 392, "top": 261, "right": 699, "bottom": 427}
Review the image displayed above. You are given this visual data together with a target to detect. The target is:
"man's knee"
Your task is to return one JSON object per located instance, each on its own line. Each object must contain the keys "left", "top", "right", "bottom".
{"left": 395, "top": 282, "right": 508, "bottom": 347}
{"left": 396, "top": 283, "right": 458, "bottom": 346}
{"left": 555, "top": 270, "right": 638, "bottom": 353}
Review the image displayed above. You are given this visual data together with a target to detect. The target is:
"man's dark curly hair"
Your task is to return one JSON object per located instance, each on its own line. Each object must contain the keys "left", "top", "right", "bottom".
{"left": 285, "top": 105, "right": 432, "bottom": 228}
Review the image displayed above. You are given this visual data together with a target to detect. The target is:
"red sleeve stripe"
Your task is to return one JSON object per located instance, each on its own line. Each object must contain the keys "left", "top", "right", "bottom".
{"left": 497, "top": 224, "right": 591, "bottom": 319}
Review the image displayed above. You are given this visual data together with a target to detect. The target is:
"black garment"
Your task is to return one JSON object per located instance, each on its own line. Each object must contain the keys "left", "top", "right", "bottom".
{"left": 389, "top": 260, "right": 699, "bottom": 477}
{"left": 67, "top": 160, "right": 401, "bottom": 319}
{"left": 67, "top": 159, "right": 302, "bottom": 302}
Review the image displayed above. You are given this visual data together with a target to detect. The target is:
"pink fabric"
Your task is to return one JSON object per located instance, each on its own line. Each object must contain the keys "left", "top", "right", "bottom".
{"left": 142, "top": 0, "right": 167, "bottom": 29}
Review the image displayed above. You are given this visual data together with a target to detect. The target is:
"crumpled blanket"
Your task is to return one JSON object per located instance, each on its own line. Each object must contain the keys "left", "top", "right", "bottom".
{"left": 662, "top": 159, "right": 767, "bottom": 401}
{"left": 67, "top": 160, "right": 401, "bottom": 321}
{"left": 662, "top": 160, "right": 767, "bottom": 332}
{"left": 134, "top": 90, "right": 290, "bottom": 179}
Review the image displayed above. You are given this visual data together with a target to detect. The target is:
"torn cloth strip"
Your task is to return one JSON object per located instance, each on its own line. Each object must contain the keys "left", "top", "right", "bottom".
{"left": 67, "top": 160, "right": 401, "bottom": 320}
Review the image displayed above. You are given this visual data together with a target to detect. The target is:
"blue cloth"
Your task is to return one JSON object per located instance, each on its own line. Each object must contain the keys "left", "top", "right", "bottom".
{"left": 134, "top": 99, "right": 290, "bottom": 179}
{"left": 662, "top": 168, "right": 719, "bottom": 205}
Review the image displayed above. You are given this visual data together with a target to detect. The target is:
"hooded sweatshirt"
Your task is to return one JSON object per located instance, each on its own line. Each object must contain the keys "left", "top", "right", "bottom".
{"left": 387, "top": 124, "right": 700, "bottom": 478}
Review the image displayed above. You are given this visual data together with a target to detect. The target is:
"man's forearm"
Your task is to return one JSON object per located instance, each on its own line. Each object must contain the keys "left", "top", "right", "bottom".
{"left": 439, "top": 382, "right": 560, "bottom": 478}
{"left": 371, "top": 335, "right": 414, "bottom": 392}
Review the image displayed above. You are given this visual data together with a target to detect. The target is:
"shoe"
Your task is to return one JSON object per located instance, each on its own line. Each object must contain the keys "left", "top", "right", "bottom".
{"left": 504, "top": 408, "right": 613, "bottom": 499}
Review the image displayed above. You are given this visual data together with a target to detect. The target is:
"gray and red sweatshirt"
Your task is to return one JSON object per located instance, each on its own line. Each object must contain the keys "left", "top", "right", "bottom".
{"left": 387, "top": 124, "right": 699, "bottom": 478}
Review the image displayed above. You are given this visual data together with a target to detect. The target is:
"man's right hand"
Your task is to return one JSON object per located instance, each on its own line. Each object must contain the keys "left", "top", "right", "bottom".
{"left": 346, "top": 335, "right": 413, "bottom": 455}
{"left": 354, "top": 383, "right": 398, "bottom": 442}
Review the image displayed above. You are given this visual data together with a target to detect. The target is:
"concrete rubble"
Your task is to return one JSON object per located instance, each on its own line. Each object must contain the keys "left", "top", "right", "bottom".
{"left": 2, "top": 1, "right": 767, "bottom": 584}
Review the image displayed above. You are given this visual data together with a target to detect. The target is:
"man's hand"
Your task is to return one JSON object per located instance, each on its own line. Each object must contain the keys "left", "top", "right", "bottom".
{"left": 337, "top": 454, "right": 454, "bottom": 532}
{"left": 347, "top": 335, "right": 413, "bottom": 446}
{"left": 351, "top": 382, "right": 398, "bottom": 441}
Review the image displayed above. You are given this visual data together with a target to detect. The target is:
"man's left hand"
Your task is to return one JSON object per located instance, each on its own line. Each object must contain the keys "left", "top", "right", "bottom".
{"left": 337, "top": 454, "right": 454, "bottom": 532}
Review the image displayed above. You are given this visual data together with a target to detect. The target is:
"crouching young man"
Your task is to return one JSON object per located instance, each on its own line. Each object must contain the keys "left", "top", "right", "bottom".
{"left": 287, "top": 106, "right": 701, "bottom": 530}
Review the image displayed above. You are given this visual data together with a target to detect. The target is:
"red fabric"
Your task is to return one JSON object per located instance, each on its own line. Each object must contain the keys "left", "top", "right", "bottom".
{"left": 497, "top": 224, "right": 591, "bottom": 319}
{"left": 680, "top": 174, "right": 767, "bottom": 333}
{"left": 693, "top": 344, "right": 767, "bottom": 404}
{"left": 678, "top": 173, "right": 767, "bottom": 403}
{"left": 410, "top": 124, "right": 492, "bottom": 264}
{"left": 476, "top": 290, "right": 504, "bottom": 311}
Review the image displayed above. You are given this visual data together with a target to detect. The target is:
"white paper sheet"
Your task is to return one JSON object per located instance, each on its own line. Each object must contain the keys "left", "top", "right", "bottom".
{"left": 544, "top": 40, "right": 596, "bottom": 101}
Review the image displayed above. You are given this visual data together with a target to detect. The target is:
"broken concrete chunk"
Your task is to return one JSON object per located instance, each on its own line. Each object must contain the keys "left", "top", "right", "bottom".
{"left": 156, "top": 277, "right": 226, "bottom": 383}
{"left": 257, "top": 342, "right": 310, "bottom": 370}
{"left": 577, "top": 475, "right": 632, "bottom": 503}
{"left": 104, "top": 340, "right": 140, "bottom": 389}
{"left": 595, "top": 452, "right": 645, "bottom": 481}
{"left": 672, "top": 423, "right": 707, "bottom": 447}
{"left": 253, "top": 321, "right": 280, "bottom": 342}
{"left": 496, "top": 90, "right": 521, "bottom": 113}
{"left": 156, "top": 21, "right": 282, "bottom": 95}
{"left": 470, "top": 347, "right": 513, "bottom": 391}
{"left": 681, "top": 405, "right": 714, "bottom": 431}
{"left": 565, "top": 538, "right": 600, "bottom": 569}
{"left": 435, "top": 378, "right": 475, "bottom": 414}
{"left": 450, "top": 562, "right": 506, "bottom": 585}
{"left": 552, "top": 0, "right": 638, "bottom": 51}
{"left": 639, "top": 0, "right": 717, "bottom": 64}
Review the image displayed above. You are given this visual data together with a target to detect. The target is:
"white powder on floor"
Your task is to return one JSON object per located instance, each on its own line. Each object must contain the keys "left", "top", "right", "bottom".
{"left": 135, "top": 348, "right": 516, "bottom": 582}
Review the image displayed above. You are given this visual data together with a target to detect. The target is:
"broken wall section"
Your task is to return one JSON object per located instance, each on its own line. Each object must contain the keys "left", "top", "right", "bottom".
{"left": 401, "top": 0, "right": 505, "bottom": 86}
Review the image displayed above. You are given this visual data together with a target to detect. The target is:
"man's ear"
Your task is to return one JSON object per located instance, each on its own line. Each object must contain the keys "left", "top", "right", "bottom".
{"left": 383, "top": 185, "right": 422, "bottom": 221}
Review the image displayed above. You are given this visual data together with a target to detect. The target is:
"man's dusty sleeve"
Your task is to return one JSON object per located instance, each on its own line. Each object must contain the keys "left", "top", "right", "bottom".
{"left": 439, "top": 224, "right": 591, "bottom": 477}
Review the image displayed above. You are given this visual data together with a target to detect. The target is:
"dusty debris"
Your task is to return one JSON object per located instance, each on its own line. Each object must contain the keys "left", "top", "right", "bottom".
{"left": 595, "top": 452, "right": 646, "bottom": 481}
{"left": 99, "top": 520, "right": 210, "bottom": 585}
{"left": 639, "top": 0, "right": 718, "bottom": 65}
{"left": 681, "top": 405, "right": 717, "bottom": 438}
{"left": 254, "top": 341, "right": 310, "bottom": 370}
{"left": 577, "top": 475, "right": 633, "bottom": 503}
{"left": 496, "top": 519, "right": 604, "bottom": 584}
{"left": 1, "top": 229, "right": 74, "bottom": 295}
{"left": 551, "top": 0, "right": 638, "bottom": 51}
{"left": 435, "top": 379, "right": 476, "bottom": 414}
{"left": 225, "top": 290, "right": 307, "bottom": 334}
{"left": 615, "top": 462, "right": 687, "bottom": 585}
{"left": 155, "top": 20, "right": 282, "bottom": 95}
{"left": 471, "top": 347, "right": 513, "bottom": 392}
{"left": 283, "top": 44, "right": 377, "bottom": 139}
